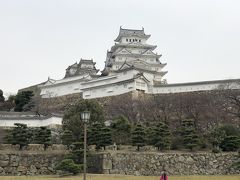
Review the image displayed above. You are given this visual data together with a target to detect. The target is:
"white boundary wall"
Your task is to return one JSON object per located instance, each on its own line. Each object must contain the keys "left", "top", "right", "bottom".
{"left": 0, "top": 116, "right": 62, "bottom": 127}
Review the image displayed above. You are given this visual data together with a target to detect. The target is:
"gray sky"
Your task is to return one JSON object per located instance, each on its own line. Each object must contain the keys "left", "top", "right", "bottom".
{"left": 0, "top": 0, "right": 240, "bottom": 96}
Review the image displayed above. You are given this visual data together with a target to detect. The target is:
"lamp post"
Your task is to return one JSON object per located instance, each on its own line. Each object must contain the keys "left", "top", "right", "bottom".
{"left": 81, "top": 111, "right": 90, "bottom": 180}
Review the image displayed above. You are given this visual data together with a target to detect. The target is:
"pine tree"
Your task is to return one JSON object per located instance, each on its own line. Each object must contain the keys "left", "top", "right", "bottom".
{"left": 61, "top": 130, "right": 74, "bottom": 149}
{"left": 100, "top": 126, "right": 112, "bottom": 150}
{"left": 180, "top": 119, "right": 199, "bottom": 151}
{"left": 35, "top": 127, "right": 52, "bottom": 150}
{"left": 152, "top": 122, "right": 171, "bottom": 151}
{"left": 14, "top": 91, "right": 34, "bottom": 112}
{"left": 110, "top": 116, "right": 131, "bottom": 145}
{"left": 145, "top": 126, "right": 155, "bottom": 145}
{"left": 131, "top": 124, "right": 145, "bottom": 151}
{"left": 11, "top": 123, "right": 31, "bottom": 150}
{"left": 89, "top": 123, "right": 112, "bottom": 150}
{"left": 62, "top": 99, "right": 105, "bottom": 142}
{"left": 88, "top": 122, "right": 103, "bottom": 150}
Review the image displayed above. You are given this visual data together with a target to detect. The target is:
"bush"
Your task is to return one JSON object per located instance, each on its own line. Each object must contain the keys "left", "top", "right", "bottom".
{"left": 55, "top": 159, "right": 82, "bottom": 175}
{"left": 220, "top": 124, "right": 240, "bottom": 137}
{"left": 218, "top": 124, "right": 240, "bottom": 152}
{"left": 209, "top": 126, "right": 226, "bottom": 150}
{"left": 170, "top": 135, "right": 183, "bottom": 150}
{"left": 220, "top": 135, "right": 240, "bottom": 151}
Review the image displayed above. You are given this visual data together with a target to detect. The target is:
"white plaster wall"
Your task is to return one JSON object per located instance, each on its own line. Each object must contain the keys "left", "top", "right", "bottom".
{"left": 135, "top": 79, "right": 148, "bottom": 92}
{"left": 82, "top": 70, "right": 136, "bottom": 90}
{"left": 83, "top": 82, "right": 135, "bottom": 99}
{"left": 41, "top": 82, "right": 82, "bottom": 98}
{"left": 152, "top": 83, "right": 221, "bottom": 94}
{"left": 41, "top": 69, "right": 139, "bottom": 99}
{"left": 142, "top": 72, "right": 154, "bottom": 84}
{"left": 0, "top": 116, "right": 62, "bottom": 127}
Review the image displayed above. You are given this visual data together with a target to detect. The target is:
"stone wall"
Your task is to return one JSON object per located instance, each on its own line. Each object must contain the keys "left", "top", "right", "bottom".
{"left": 0, "top": 153, "right": 64, "bottom": 175}
{"left": 0, "top": 144, "right": 67, "bottom": 175}
{"left": 0, "top": 145, "right": 239, "bottom": 176}
{"left": 101, "top": 151, "right": 240, "bottom": 175}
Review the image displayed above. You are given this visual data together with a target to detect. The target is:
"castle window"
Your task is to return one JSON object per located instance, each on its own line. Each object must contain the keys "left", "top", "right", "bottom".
{"left": 85, "top": 91, "right": 91, "bottom": 96}
{"left": 129, "top": 39, "right": 131, "bottom": 42}
{"left": 107, "top": 88, "right": 113, "bottom": 93}
{"left": 126, "top": 39, "right": 128, "bottom": 42}
{"left": 139, "top": 39, "right": 141, "bottom": 42}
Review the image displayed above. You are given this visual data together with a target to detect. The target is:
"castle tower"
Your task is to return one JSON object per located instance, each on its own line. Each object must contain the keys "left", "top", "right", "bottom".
{"left": 65, "top": 58, "right": 99, "bottom": 78}
{"left": 103, "top": 27, "right": 167, "bottom": 82}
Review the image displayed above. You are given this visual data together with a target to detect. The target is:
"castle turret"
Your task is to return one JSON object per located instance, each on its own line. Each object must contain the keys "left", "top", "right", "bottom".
{"left": 103, "top": 27, "right": 167, "bottom": 83}
{"left": 65, "top": 58, "right": 99, "bottom": 78}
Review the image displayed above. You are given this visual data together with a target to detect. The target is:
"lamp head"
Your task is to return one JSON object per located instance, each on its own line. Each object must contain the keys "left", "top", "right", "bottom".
{"left": 81, "top": 111, "right": 90, "bottom": 123}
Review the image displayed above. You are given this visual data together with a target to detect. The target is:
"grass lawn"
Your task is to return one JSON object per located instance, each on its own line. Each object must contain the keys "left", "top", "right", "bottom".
{"left": 0, "top": 174, "right": 239, "bottom": 180}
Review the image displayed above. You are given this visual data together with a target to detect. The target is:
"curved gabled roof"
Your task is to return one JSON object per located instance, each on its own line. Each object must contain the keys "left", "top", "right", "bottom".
{"left": 115, "top": 27, "right": 151, "bottom": 42}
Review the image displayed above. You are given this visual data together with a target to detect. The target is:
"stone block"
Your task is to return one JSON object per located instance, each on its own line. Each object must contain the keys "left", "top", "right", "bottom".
{"left": 0, "top": 160, "right": 9, "bottom": 167}
{"left": 27, "top": 144, "right": 44, "bottom": 151}
{"left": 17, "top": 166, "right": 27, "bottom": 173}
{"left": 0, "top": 154, "right": 9, "bottom": 161}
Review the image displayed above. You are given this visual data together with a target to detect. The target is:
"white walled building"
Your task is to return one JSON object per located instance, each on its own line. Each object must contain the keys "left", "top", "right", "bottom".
{"left": 39, "top": 27, "right": 240, "bottom": 99}
{"left": 0, "top": 112, "right": 62, "bottom": 128}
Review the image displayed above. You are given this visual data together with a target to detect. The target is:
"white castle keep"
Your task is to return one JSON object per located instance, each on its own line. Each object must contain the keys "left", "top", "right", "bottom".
{"left": 40, "top": 27, "right": 240, "bottom": 99}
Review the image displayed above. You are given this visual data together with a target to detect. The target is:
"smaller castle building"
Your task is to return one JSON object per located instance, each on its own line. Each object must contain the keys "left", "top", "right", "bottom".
{"left": 39, "top": 27, "right": 240, "bottom": 99}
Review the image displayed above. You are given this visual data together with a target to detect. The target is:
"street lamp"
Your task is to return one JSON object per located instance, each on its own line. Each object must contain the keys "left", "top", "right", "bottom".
{"left": 81, "top": 111, "right": 90, "bottom": 180}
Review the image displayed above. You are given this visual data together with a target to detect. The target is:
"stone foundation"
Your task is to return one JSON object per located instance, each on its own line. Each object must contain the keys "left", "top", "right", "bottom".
{"left": 100, "top": 151, "right": 240, "bottom": 175}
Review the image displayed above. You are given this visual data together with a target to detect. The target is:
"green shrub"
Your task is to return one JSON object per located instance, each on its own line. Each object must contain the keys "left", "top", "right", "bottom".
{"left": 217, "top": 124, "right": 240, "bottom": 152}
{"left": 220, "top": 135, "right": 240, "bottom": 151}
{"left": 55, "top": 159, "right": 82, "bottom": 175}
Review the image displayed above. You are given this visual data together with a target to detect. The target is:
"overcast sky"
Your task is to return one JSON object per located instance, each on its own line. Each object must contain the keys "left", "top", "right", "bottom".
{"left": 0, "top": 0, "right": 240, "bottom": 96}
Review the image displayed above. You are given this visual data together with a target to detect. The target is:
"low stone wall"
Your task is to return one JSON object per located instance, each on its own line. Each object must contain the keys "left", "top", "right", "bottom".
{"left": 0, "top": 153, "right": 64, "bottom": 175}
{"left": 0, "top": 144, "right": 239, "bottom": 176}
{"left": 101, "top": 151, "right": 240, "bottom": 175}
{"left": 0, "top": 144, "right": 68, "bottom": 175}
